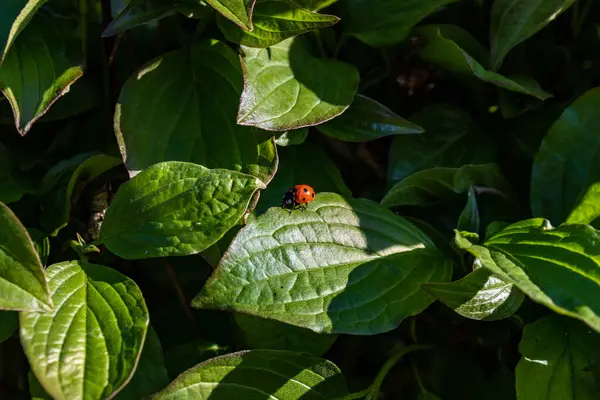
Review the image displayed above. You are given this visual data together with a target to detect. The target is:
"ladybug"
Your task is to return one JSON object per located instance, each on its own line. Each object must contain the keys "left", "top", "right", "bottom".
{"left": 282, "top": 184, "right": 315, "bottom": 212}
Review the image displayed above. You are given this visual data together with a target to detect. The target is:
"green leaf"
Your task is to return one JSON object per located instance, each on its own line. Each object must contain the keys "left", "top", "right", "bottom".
{"left": 344, "top": 0, "right": 460, "bottom": 47}
{"left": 0, "top": 0, "right": 49, "bottom": 63}
{"left": 20, "top": 261, "right": 149, "bottom": 400}
{"left": 206, "top": 0, "right": 256, "bottom": 30}
{"left": 531, "top": 87, "right": 600, "bottom": 226}
{"left": 274, "top": 128, "right": 308, "bottom": 146}
{"left": 114, "top": 326, "right": 169, "bottom": 400}
{"left": 115, "top": 40, "right": 277, "bottom": 184}
{"left": 29, "top": 372, "right": 52, "bottom": 400}
{"left": 516, "top": 314, "right": 600, "bottom": 400}
{"left": 490, "top": 0, "right": 577, "bottom": 70}
{"left": 217, "top": 0, "right": 339, "bottom": 48}
{"left": 192, "top": 193, "right": 452, "bottom": 334}
{"left": 454, "top": 219, "right": 600, "bottom": 334}
{"left": 0, "top": 142, "right": 33, "bottom": 203}
{"left": 254, "top": 141, "right": 351, "bottom": 214}
{"left": 0, "top": 202, "right": 52, "bottom": 311}
{"left": 150, "top": 349, "right": 348, "bottom": 399}
{"left": 234, "top": 313, "right": 337, "bottom": 356}
{"left": 164, "top": 339, "right": 230, "bottom": 379}
{"left": 237, "top": 36, "right": 359, "bottom": 131}
{"left": 99, "top": 161, "right": 265, "bottom": 260}
{"left": 422, "top": 267, "right": 525, "bottom": 321}
{"left": 316, "top": 94, "right": 424, "bottom": 142}
{"left": 0, "top": 10, "right": 84, "bottom": 135}
{"left": 381, "top": 164, "right": 513, "bottom": 209}
{"left": 39, "top": 153, "right": 122, "bottom": 237}
{"left": 414, "top": 24, "right": 552, "bottom": 100}
{"left": 298, "top": 0, "right": 337, "bottom": 11}
{"left": 0, "top": 311, "right": 18, "bottom": 343}
{"left": 387, "top": 103, "right": 496, "bottom": 185}
{"left": 27, "top": 228, "right": 50, "bottom": 266}
{"left": 103, "top": 0, "right": 213, "bottom": 37}
{"left": 457, "top": 186, "right": 480, "bottom": 233}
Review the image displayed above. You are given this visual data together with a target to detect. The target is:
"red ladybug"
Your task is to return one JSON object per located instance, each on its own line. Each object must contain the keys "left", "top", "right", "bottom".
{"left": 282, "top": 184, "right": 315, "bottom": 212}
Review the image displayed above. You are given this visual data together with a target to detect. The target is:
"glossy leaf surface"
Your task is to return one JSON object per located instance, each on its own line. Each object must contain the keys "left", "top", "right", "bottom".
{"left": 20, "top": 261, "right": 149, "bottom": 400}
{"left": 99, "top": 161, "right": 265, "bottom": 260}
{"left": 193, "top": 193, "right": 452, "bottom": 334}
{"left": 206, "top": 0, "right": 255, "bottom": 30}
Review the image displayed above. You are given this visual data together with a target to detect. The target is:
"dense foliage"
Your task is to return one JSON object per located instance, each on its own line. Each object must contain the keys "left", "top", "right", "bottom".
{"left": 1, "top": 0, "right": 600, "bottom": 399}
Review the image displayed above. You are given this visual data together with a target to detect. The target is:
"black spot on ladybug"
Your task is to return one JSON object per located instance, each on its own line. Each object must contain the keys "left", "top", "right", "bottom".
{"left": 311, "top": 193, "right": 315, "bottom": 198}
{"left": 303, "top": 188, "right": 309, "bottom": 193}
{"left": 302, "top": 197, "right": 306, "bottom": 201}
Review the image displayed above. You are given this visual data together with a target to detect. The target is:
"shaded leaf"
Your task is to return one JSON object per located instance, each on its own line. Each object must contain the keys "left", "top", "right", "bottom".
{"left": 299, "top": 0, "right": 337, "bottom": 11}
{"left": 0, "top": 142, "right": 33, "bottom": 203}
{"left": 0, "top": 10, "right": 84, "bottom": 134}
{"left": 27, "top": 228, "right": 50, "bottom": 267}
{"left": 490, "top": 0, "right": 577, "bottom": 70}
{"left": 317, "top": 94, "right": 423, "bottom": 142}
{"left": 115, "top": 40, "right": 277, "bottom": 184}
{"left": 516, "top": 314, "right": 600, "bottom": 400}
{"left": 454, "top": 219, "right": 600, "bottom": 334}
{"left": 150, "top": 349, "right": 348, "bottom": 399}
{"left": 531, "top": 87, "right": 600, "bottom": 226}
{"left": 254, "top": 141, "right": 351, "bottom": 214}
{"left": 39, "top": 153, "right": 122, "bottom": 237}
{"left": 0, "top": 311, "right": 17, "bottom": 344}
{"left": 206, "top": 0, "right": 256, "bottom": 30}
{"left": 344, "top": 0, "right": 460, "bottom": 47}
{"left": 29, "top": 372, "right": 51, "bottom": 400}
{"left": 0, "top": 202, "right": 52, "bottom": 312}
{"left": 457, "top": 186, "right": 480, "bottom": 233}
{"left": 0, "top": 0, "right": 49, "bottom": 63}
{"left": 237, "top": 36, "right": 359, "bottom": 131}
{"left": 217, "top": 0, "right": 339, "bottom": 48}
{"left": 387, "top": 103, "right": 496, "bottom": 185}
{"left": 414, "top": 24, "right": 552, "bottom": 100}
{"left": 381, "top": 164, "right": 513, "bottom": 209}
{"left": 164, "top": 339, "right": 230, "bottom": 379}
{"left": 274, "top": 128, "right": 308, "bottom": 146}
{"left": 234, "top": 313, "right": 338, "bottom": 356}
{"left": 422, "top": 267, "right": 525, "bottom": 321}
{"left": 192, "top": 193, "right": 452, "bottom": 334}
{"left": 99, "top": 161, "right": 265, "bottom": 260}
{"left": 20, "top": 261, "right": 149, "bottom": 400}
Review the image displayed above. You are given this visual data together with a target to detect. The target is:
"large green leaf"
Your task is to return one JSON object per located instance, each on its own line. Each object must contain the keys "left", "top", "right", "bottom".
{"left": 192, "top": 192, "right": 452, "bottom": 334}
{"left": 150, "top": 349, "right": 348, "bottom": 399}
{"left": 387, "top": 103, "right": 496, "bottom": 185}
{"left": 254, "top": 141, "right": 351, "bottom": 214}
{"left": 0, "top": 0, "right": 49, "bottom": 63}
{"left": 414, "top": 24, "right": 552, "bottom": 100}
{"left": 490, "top": 0, "right": 577, "bottom": 70}
{"left": 531, "top": 87, "right": 600, "bottom": 226}
{"left": 206, "top": 0, "right": 256, "bottom": 30}
{"left": 217, "top": 0, "right": 339, "bottom": 48}
{"left": 0, "top": 142, "right": 33, "bottom": 203}
{"left": 98, "top": 161, "right": 265, "bottom": 260}
{"left": 316, "top": 94, "right": 423, "bottom": 142}
{"left": 20, "top": 261, "right": 149, "bottom": 400}
{"left": 454, "top": 219, "right": 600, "bottom": 334}
{"left": 39, "top": 153, "right": 122, "bottom": 237}
{"left": 0, "top": 202, "right": 52, "bottom": 312}
{"left": 0, "top": 9, "right": 84, "bottom": 135}
{"left": 344, "top": 0, "right": 460, "bottom": 47}
{"left": 237, "top": 36, "right": 359, "bottom": 131}
{"left": 115, "top": 40, "right": 277, "bottom": 184}
{"left": 516, "top": 314, "right": 600, "bottom": 399}
{"left": 381, "top": 164, "right": 513, "bottom": 208}
{"left": 422, "top": 266, "right": 524, "bottom": 321}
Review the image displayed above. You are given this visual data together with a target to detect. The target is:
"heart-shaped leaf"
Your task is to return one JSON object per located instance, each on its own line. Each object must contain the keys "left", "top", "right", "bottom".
{"left": 192, "top": 192, "right": 452, "bottom": 334}
{"left": 516, "top": 314, "right": 600, "bottom": 399}
{"left": 20, "top": 261, "right": 149, "bottom": 400}
{"left": 150, "top": 349, "right": 348, "bottom": 399}
{"left": 414, "top": 24, "right": 552, "bottom": 100}
{"left": 206, "top": 0, "right": 256, "bottom": 30}
{"left": 490, "top": 0, "right": 577, "bottom": 70}
{"left": 39, "top": 153, "right": 122, "bottom": 237}
{"left": 237, "top": 36, "right": 360, "bottom": 131}
{"left": 0, "top": 202, "right": 52, "bottom": 312}
{"left": 217, "top": 0, "right": 339, "bottom": 48}
{"left": 531, "top": 86, "right": 600, "bottom": 226}
{"left": 0, "top": 9, "right": 84, "bottom": 134}
{"left": 316, "top": 94, "right": 424, "bottom": 142}
{"left": 387, "top": 103, "right": 496, "bottom": 186}
{"left": 381, "top": 164, "right": 513, "bottom": 208}
{"left": 344, "top": 0, "right": 460, "bottom": 47}
{"left": 98, "top": 161, "right": 266, "bottom": 260}
{"left": 0, "top": 0, "right": 49, "bottom": 63}
{"left": 115, "top": 40, "right": 277, "bottom": 183}
{"left": 454, "top": 219, "right": 600, "bottom": 333}
{"left": 422, "top": 266, "right": 524, "bottom": 321}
